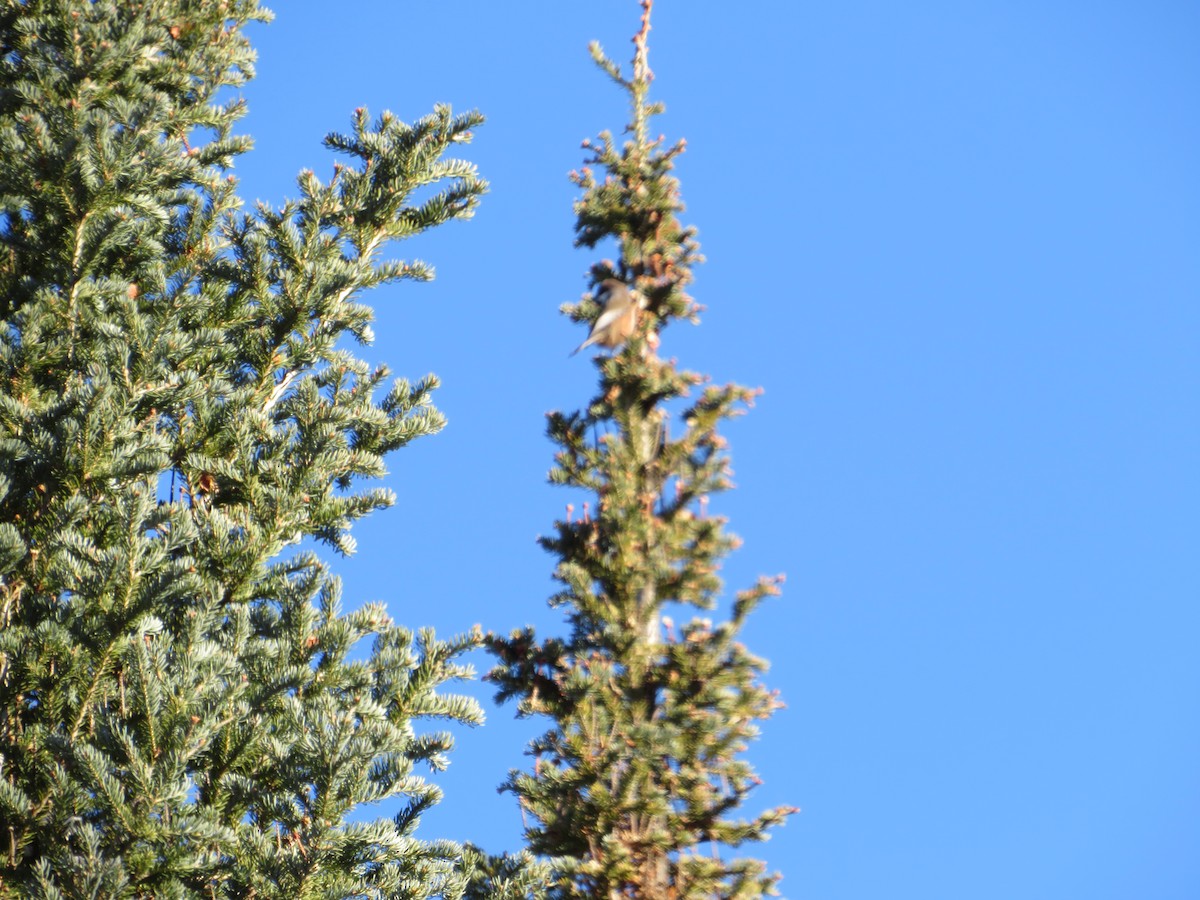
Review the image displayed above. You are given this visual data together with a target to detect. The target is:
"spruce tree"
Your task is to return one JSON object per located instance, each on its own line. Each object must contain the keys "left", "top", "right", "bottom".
{"left": 0, "top": 1, "right": 486, "bottom": 896}
{"left": 486, "top": 3, "right": 795, "bottom": 898}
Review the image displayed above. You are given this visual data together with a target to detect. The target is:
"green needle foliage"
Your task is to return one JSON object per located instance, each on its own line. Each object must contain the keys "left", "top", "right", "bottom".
{"left": 0, "top": 1, "right": 486, "bottom": 896}
{"left": 486, "top": 3, "right": 795, "bottom": 898}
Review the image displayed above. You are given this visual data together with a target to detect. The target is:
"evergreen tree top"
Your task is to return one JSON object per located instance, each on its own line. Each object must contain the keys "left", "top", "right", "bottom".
{"left": 487, "top": 3, "right": 794, "bottom": 898}
{"left": 1, "top": 2, "right": 490, "bottom": 895}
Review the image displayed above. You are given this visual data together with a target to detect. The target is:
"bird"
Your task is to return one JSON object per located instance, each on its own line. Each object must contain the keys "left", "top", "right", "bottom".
{"left": 570, "top": 278, "right": 645, "bottom": 356}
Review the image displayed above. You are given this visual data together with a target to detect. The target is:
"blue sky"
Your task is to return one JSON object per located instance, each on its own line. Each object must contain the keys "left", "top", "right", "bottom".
{"left": 232, "top": 3, "right": 1199, "bottom": 898}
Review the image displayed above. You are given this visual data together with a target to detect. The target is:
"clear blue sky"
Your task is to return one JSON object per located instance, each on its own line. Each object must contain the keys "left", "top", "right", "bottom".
{"left": 231, "top": 3, "right": 1199, "bottom": 898}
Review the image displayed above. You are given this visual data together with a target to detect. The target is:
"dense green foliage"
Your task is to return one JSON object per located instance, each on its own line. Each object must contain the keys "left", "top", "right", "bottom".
{"left": 0, "top": 1, "right": 487, "bottom": 896}
{"left": 487, "top": 3, "right": 794, "bottom": 898}
{"left": 0, "top": 1, "right": 790, "bottom": 896}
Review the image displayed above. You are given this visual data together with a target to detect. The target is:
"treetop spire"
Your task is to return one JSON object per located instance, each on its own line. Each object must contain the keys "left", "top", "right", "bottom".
{"left": 487, "top": 3, "right": 793, "bottom": 897}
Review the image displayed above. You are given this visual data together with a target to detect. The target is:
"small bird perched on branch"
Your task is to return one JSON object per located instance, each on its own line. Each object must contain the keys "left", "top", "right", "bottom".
{"left": 571, "top": 278, "right": 645, "bottom": 356}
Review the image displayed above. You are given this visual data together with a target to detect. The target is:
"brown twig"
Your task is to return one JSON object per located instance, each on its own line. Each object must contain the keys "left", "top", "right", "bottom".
{"left": 633, "top": 0, "right": 654, "bottom": 83}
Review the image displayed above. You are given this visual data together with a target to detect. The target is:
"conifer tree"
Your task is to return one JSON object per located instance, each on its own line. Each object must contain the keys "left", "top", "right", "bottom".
{"left": 487, "top": 3, "right": 795, "bottom": 898}
{"left": 0, "top": 1, "right": 487, "bottom": 896}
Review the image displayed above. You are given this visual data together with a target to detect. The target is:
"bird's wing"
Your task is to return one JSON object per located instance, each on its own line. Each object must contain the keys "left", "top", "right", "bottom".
{"left": 570, "top": 303, "right": 632, "bottom": 356}
{"left": 591, "top": 306, "right": 625, "bottom": 334}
